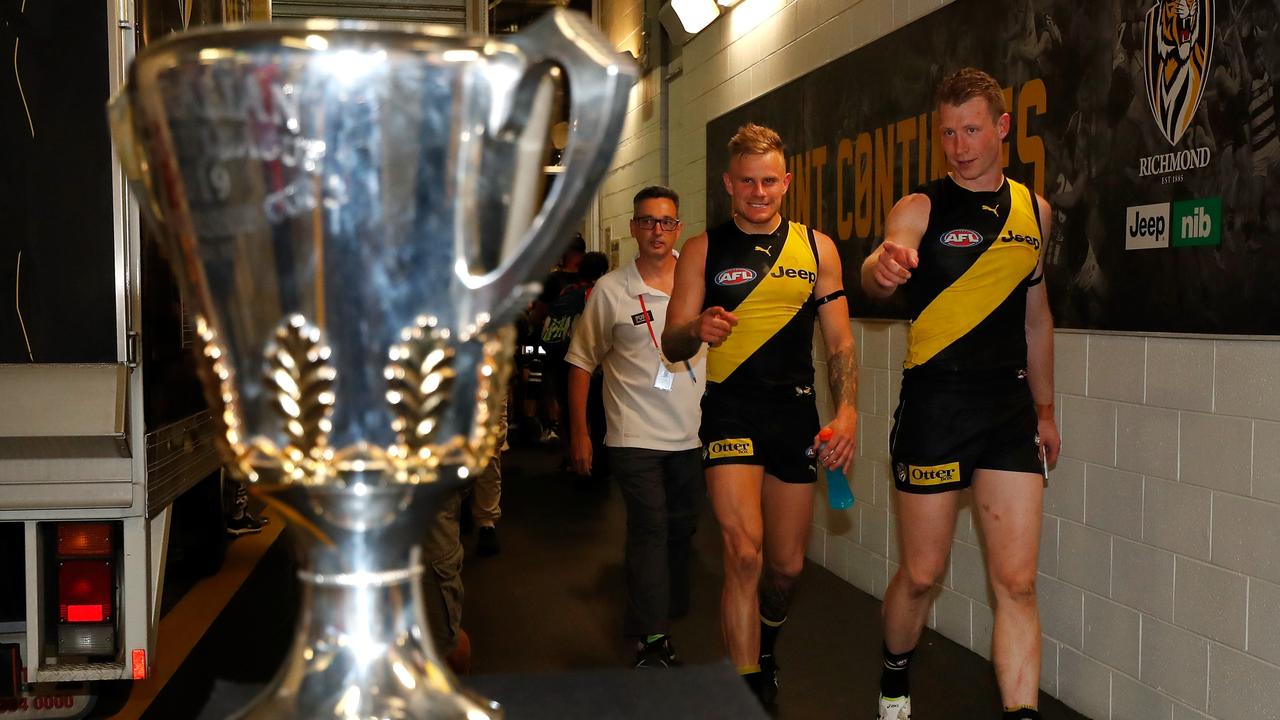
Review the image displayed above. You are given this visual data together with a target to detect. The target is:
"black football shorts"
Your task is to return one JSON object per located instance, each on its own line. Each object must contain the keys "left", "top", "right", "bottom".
{"left": 889, "top": 369, "right": 1044, "bottom": 494}
{"left": 700, "top": 382, "right": 820, "bottom": 484}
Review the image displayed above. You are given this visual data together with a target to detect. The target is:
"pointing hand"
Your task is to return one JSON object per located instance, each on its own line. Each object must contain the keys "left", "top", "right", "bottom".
{"left": 873, "top": 240, "right": 919, "bottom": 289}
{"left": 693, "top": 306, "right": 738, "bottom": 347}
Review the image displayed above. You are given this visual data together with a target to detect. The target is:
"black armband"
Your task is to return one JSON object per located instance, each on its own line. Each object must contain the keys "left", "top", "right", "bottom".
{"left": 815, "top": 289, "right": 847, "bottom": 306}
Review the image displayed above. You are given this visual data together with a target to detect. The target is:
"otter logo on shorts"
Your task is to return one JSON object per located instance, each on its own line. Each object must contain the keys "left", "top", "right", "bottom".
{"left": 708, "top": 438, "right": 754, "bottom": 459}
{"left": 906, "top": 462, "right": 961, "bottom": 486}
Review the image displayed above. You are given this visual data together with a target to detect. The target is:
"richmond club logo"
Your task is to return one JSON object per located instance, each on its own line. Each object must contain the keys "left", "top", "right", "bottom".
{"left": 715, "top": 268, "right": 757, "bottom": 286}
{"left": 940, "top": 229, "right": 983, "bottom": 248}
{"left": 1143, "top": 0, "right": 1215, "bottom": 146}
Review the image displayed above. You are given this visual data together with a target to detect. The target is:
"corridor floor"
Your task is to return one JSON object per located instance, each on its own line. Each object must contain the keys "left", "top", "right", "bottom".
{"left": 460, "top": 443, "right": 1089, "bottom": 720}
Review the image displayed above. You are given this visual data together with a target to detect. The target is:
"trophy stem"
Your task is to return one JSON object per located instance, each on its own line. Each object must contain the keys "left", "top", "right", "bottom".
{"left": 233, "top": 482, "right": 500, "bottom": 720}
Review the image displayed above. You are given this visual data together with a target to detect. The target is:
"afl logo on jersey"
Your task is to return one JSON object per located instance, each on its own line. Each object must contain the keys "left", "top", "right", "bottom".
{"left": 715, "top": 268, "right": 757, "bottom": 286}
{"left": 940, "top": 229, "right": 983, "bottom": 248}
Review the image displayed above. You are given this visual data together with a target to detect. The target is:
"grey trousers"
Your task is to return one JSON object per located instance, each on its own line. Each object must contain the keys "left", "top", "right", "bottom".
{"left": 471, "top": 455, "right": 502, "bottom": 525}
{"left": 609, "top": 446, "right": 705, "bottom": 638}
{"left": 472, "top": 395, "right": 509, "bottom": 525}
{"left": 422, "top": 487, "right": 465, "bottom": 655}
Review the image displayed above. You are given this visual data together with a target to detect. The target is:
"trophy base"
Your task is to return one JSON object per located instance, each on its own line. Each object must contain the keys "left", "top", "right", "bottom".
{"left": 229, "top": 482, "right": 502, "bottom": 720}
{"left": 233, "top": 682, "right": 501, "bottom": 720}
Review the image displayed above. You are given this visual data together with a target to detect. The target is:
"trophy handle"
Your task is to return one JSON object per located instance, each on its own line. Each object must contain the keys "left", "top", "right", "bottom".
{"left": 108, "top": 90, "right": 167, "bottom": 229}
{"left": 462, "top": 9, "right": 637, "bottom": 323}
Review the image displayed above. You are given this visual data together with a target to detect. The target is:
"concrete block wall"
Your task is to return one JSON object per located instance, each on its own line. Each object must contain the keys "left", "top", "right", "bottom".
{"left": 596, "top": 0, "right": 1280, "bottom": 716}
{"left": 597, "top": 0, "right": 667, "bottom": 265}
{"left": 816, "top": 325, "right": 1280, "bottom": 720}
{"left": 597, "top": 71, "right": 665, "bottom": 264}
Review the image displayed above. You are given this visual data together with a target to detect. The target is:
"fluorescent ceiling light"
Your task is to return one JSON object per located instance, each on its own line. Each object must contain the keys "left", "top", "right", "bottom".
{"left": 671, "top": 0, "right": 719, "bottom": 34}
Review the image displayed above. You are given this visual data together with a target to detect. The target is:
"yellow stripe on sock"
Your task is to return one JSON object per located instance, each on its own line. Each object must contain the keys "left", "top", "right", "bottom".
{"left": 737, "top": 664, "right": 762, "bottom": 675}
{"left": 760, "top": 615, "right": 787, "bottom": 628}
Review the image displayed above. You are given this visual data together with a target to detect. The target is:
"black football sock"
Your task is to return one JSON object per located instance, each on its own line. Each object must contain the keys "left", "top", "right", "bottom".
{"left": 879, "top": 644, "right": 914, "bottom": 698}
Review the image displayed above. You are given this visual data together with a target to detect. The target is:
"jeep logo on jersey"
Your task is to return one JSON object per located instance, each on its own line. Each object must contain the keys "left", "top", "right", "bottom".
{"left": 715, "top": 268, "right": 757, "bottom": 286}
{"left": 708, "top": 438, "right": 754, "bottom": 459}
{"left": 768, "top": 265, "right": 817, "bottom": 283}
{"left": 999, "top": 230, "right": 1041, "bottom": 250}
{"left": 907, "top": 461, "right": 962, "bottom": 486}
{"left": 939, "top": 229, "right": 983, "bottom": 248}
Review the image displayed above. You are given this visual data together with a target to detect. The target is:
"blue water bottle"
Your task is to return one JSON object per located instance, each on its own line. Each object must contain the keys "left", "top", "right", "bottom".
{"left": 810, "top": 427, "right": 855, "bottom": 510}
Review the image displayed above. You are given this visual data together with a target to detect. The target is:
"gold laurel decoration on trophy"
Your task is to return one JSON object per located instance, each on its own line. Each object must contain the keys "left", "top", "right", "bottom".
{"left": 468, "top": 324, "right": 514, "bottom": 470}
{"left": 385, "top": 315, "right": 461, "bottom": 482}
{"left": 261, "top": 314, "right": 338, "bottom": 484}
{"left": 195, "top": 314, "right": 258, "bottom": 481}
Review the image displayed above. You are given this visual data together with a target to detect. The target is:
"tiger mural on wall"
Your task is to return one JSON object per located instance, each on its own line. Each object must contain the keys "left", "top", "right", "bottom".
{"left": 1143, "top": 0, "right": 1215, "bottom": 146}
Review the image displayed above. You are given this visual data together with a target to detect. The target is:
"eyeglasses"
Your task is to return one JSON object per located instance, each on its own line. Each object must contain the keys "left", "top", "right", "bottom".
{"left": 632, "top": 216, "right": 681, "bottom": 231}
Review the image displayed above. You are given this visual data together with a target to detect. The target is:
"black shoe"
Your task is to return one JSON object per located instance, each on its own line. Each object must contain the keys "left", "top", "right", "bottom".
{"left": 476, "top": 526, "right": 500, "bottom": 556}
{"left": 632, "top": 636, "right": 679, "bottom": 668}
{"left": 226, "top": 511, "right": 266, "bottom": 536}
{"left": 758, "top": 653, "right": 779, "bottom": 704}
{"left": 459, "top": 499, "right": 475, "bottom": 536}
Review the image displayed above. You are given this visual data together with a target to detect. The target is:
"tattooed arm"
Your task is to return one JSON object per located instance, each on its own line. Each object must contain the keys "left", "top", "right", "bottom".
{"left": 813, "top": 230, "right": 858, "bottom": 474}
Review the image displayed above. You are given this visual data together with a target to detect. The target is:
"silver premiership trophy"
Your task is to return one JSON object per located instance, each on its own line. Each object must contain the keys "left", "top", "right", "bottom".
{"left": 109, "top": 10, "right": 635, "bottom": 718}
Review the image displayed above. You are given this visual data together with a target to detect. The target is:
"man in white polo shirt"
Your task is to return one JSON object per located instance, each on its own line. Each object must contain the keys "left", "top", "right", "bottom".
{"left": 566, "top": 186, "right": 707, "bottom": 668}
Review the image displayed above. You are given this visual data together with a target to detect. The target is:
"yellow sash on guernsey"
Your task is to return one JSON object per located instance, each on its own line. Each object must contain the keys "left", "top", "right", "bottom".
{"left": 709, "top": 222, "right": 817, "bottom": 383}
{"left": 905, "top": 181, "right": 1041, "bottom": 369}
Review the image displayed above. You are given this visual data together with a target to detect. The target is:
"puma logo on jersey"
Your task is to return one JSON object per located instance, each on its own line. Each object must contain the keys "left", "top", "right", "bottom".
{"left": 754, "top": 245, "right": 773, "bottom": 256}
{"left": 981, "top": 204, "right": 1000, "bottom": 217}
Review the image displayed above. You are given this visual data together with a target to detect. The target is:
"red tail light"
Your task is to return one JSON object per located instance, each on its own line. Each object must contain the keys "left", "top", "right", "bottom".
{"left": 50, "top": 523, "right": 119, "bottom": 657}
{"left": 58, "top": 561, "right": 112, "bottom": 623}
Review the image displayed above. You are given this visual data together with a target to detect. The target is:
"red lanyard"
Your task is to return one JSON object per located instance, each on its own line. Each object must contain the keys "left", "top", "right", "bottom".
{"left": 637, "top": 295, "right": 660, "bottom": 350}
{"left": 638, "top": 294, "right": 696, "bottom": 382}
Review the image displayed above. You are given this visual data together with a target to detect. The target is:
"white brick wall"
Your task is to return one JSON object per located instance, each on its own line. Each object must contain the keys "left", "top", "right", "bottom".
{"left": 830, "top": 328, "right": 1280, "bottom": 720}
{"left": 597, "top": 0, "right": 1280, "bottom": 716}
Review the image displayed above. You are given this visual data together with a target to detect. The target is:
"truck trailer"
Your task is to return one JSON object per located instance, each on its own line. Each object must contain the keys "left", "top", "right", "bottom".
{"left": 0, "top": 1, "right": 251, "bottom": 715}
